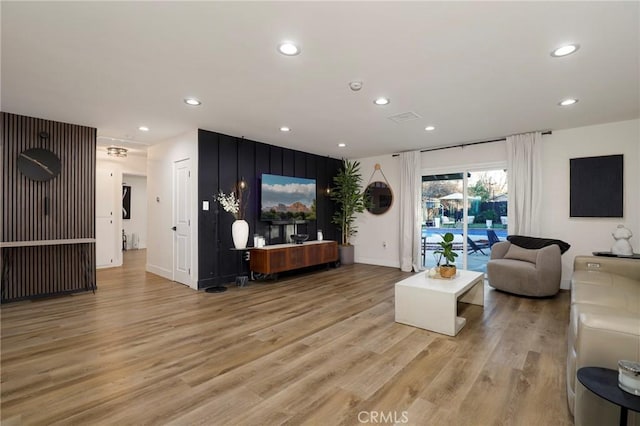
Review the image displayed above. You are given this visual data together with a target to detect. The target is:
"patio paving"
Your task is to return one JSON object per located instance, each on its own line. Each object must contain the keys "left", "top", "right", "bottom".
{"left": 421, "top": 226, "right": 507, "bottom": 274}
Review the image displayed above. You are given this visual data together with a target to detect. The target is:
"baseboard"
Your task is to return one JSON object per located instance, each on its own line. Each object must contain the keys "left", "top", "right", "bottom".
{"left": 146, "top": 264, "right": 172, "bottom": 280}
{"left": 355, "top": 257, "right": 401, "bottom": 268}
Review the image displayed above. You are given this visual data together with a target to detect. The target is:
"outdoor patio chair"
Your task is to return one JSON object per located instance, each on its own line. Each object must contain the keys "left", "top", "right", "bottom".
{"left": 487, "top": 229, "right": 501, "bottom": 247}
{"left": 467, "top": 237, "right": 487, "bottom": 255}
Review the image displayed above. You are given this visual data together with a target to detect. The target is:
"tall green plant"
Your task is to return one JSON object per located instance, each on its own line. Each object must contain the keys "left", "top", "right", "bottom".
{"left": 331, "top": 159, "right": 366, "bottom": 246}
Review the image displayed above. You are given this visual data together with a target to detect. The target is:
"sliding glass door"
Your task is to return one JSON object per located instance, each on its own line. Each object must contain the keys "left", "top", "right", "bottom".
{"left": 421, "top": 168, "right": 508, "bottom": 273}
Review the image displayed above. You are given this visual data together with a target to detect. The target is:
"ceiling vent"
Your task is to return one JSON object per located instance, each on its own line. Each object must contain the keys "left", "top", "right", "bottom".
{"left": 388, "top": 111, "right": 421, "bottom": 123}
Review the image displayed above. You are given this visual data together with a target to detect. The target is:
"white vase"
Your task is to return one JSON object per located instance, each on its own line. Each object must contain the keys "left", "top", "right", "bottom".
{"left": 232, "top": 219, "right": 249, "bottom": 249}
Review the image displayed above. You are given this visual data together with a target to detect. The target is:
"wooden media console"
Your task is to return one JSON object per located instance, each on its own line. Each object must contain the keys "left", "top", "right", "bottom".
{"left": 249, "top": 240, "right": 338, "bottom": 275}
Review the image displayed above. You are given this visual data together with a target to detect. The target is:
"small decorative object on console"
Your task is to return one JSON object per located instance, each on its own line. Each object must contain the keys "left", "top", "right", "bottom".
{"left": 618, "top": 360, "right": 640, "bottom": 395}
{"left": 291, "top": 234, "right": 309, "bottom": 244}
{"left": 611, "top": 225, "right": 634, "bottom": 256}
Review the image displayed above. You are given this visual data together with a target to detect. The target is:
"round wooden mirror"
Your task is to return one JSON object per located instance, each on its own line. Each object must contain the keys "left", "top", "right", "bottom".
{"left": 365, "top": 181, "right": 393, "bottom": 215}
{"left": 17, "top": 148, "right": 61, "bottom": 181}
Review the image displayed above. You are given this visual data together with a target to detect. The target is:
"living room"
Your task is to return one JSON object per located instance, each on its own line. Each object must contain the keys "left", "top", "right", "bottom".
{"left": 2, "top": 2, "right": 639, "bottom": 425}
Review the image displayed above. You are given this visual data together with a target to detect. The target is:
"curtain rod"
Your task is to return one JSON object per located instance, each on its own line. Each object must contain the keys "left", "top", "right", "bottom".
{"left": 392, "top": 130, "right": 552, "bottom": 157}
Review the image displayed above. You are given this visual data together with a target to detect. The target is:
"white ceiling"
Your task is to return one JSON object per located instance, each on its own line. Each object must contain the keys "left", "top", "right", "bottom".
{"left": 2, "top": 1, "right": 639, "bottom": 158}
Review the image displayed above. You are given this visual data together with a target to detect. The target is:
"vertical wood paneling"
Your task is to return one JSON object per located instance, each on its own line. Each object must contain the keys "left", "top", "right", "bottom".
{"left": 196, "top": 129, "right": 342, "bottom": 288}
{"left": 237, "top": 138, "right": 256, "bottom": 276}
{"left": 1, "top": 112, "right": 96, "bottom": 303}
{"left": 282, "top": 149, "right": 294, "bottom": 176}
{"left": 269, "top": 146, "right": 282, "bottom": 175}
{"left": 217, "top": 134, "right": 239, "bottom": 281}
{"left": 1, "top": 245, "right": 95, "bottom": 302}
{"left": 254, "top": 142, "right": 271, "bottom": 241}
{"left": 294, "top": 151, "right": 306, "bottom": 177}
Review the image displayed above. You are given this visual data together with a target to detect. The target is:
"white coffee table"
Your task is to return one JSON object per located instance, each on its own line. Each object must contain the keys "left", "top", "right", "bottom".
{"left": 395, "top": 269, "right": 484, "bottom": 336}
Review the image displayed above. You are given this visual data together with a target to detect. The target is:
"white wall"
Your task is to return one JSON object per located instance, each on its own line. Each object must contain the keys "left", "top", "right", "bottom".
{"left": 146, "top": 130, "right": 199, "bottom": 289}
{"left": 95, "top": 154, "right": 147, "bottom": 268}
{"left": 421, "top": 140, "right": 507, "bottom": 170}
{"left": 122, "top": 174, "right": 147, "bottom": 249}
{"left": 354, "top": 119, "right": 639, "bottom": 289}
{"left": 540, "top": 119, "right": 639, "bottom": 288}
{"left": 354, "top": 143, "right": 509, "bottom": 269}
{"left": 352, "top": 155, "right": 401, "bottom": 267}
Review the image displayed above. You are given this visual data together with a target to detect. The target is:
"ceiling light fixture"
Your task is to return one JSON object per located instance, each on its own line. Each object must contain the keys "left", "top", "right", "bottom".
{"left": 559, "top": 98, "right": 578, "bottom": 106}
{"left": 337, "top": 143, "right": 346, "bottom": 148}
{"left": 425, "top": 126, "right": 436, "bottom": 131}
{"left": 278, "top": 42, "right": 300, "bottom": 56}
{"left": 138, "top": 126, "right": 149, "bottom": 132}
{"left": 551, "top": 44, "right": 580, "bottom": 57}
{"left": 184, "top": 98, "right": 201, "bottom": 106}
{"left": 107, "top": 147, "right": 128, "bottom": 158}
{"left": 374, "top": 97, "right": 390, "bottom": 106}
{"left": 280, "top": 126, "right": 291, "bottom": 132}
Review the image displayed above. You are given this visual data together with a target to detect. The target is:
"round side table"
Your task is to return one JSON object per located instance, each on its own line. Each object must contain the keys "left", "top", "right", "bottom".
{"left": 577, "top": 367, "right": 640, "bottom": 426}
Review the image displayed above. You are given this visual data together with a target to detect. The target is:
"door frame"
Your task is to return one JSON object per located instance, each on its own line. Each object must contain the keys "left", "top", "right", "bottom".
{"left": 421, "top": 161, "right": 507, "bottom": 271}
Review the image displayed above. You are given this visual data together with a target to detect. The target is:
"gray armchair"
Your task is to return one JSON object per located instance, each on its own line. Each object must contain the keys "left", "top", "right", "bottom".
{"left": 487, "top": 241, "right": 562, "bottom": 297}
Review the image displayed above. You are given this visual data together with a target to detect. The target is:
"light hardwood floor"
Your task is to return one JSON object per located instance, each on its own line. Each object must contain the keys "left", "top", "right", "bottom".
{"left": 1, "top": 249, "right": 573, "bottom": 425}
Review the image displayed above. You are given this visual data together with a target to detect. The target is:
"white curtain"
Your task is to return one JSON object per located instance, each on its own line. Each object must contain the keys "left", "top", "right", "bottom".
{"left": 399, "top": 151, "right": 422, "bottom": 272}
{"left": 506, "top": 131, "right": 543, "bottom": 236}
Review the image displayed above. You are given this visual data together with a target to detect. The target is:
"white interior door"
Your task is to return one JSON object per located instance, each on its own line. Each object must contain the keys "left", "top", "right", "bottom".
{"left": 96, "top": 169, "right": 115, "bottom": 267}
{"left": 173, "top": 159, "right": 191, "bottom": 286}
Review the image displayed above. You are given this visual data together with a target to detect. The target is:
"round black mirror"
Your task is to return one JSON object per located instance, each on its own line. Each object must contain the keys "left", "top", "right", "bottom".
{"left": 17, "top": 148, "right": 61, "bottom": 181}
{"left": 365, "top": 181, "right": 393, "bottom": 215}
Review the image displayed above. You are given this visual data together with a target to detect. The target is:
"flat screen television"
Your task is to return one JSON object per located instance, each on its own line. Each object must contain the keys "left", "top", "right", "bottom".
{"left": 261, "top": 173, "right": 316, "bottom": 221}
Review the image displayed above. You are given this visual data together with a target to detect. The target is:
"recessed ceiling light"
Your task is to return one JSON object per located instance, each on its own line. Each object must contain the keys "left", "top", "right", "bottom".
{"left": 425, "top": 126, "right": 436, "bottom": 131}
{"left": 551, "top": 44, "right": 580, "bottom": 57}
{"left": 374, "top": 97, "right": 390, "bottom": 106}
{"left": 184, "top": 98, "right": 201, "bottom": 106}
{"left": 559, "top": 98, "right": 578, "bottom": 106}
{"left": 280, "top": 126, "right": 291, "bottom": 132}
{"left": 138, "top": 126, "right": 149, "bottom": 132}
{"left": 278, "top": 42, "right": 300, "bottom": 56}
{"left": 337, "top": 143, "right": 346, "bottom": 148}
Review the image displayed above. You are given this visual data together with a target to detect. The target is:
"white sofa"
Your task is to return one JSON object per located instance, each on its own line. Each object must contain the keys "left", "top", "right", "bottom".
{"left": 567, "top": 255, "right": 640, "bottom": 426}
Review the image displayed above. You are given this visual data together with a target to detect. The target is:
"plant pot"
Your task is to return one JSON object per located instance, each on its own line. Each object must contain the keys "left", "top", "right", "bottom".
{"left": 339, "top": 244, "right": 355, "bottom": 265}
{"left": 439, "top": 265, "right": 457, "bottom": 278}
{"left": 232, "top": 219, "right": 249, "bottom": 249}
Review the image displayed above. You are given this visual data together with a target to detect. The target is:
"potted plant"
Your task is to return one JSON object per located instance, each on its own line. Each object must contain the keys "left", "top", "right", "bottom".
{"left": 330, "top": 159, "right": 367, "bottom": 265}
{"left": 434, "top": 232, "right": 458, "bottom": 278}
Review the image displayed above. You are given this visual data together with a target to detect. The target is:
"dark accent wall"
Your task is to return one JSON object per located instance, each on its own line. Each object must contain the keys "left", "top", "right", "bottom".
{"left": 1, "top": 112, "right": 96, "bottom": 302}
{"left": 198, "top": 129, "right": 341, "bottom": 288}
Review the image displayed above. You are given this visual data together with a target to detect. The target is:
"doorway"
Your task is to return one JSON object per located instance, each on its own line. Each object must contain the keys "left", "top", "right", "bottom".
{"left": 122, "top": 174, "right": 148, "bottom": 263}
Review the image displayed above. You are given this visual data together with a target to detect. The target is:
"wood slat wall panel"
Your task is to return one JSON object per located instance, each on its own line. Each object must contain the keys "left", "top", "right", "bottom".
{"left": 197, "top": 129, "right": 342, "bottom": 288}
{"left": 1, "top": 244, "right": 96, "bottom": 302}
{"left": 1, "top": 112, "right": 96, "bottom": 302}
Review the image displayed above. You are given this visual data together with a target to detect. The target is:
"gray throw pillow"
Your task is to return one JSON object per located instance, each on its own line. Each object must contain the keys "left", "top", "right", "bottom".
{"left": 503, "top": 244, "right": 538, "bottom": 264}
